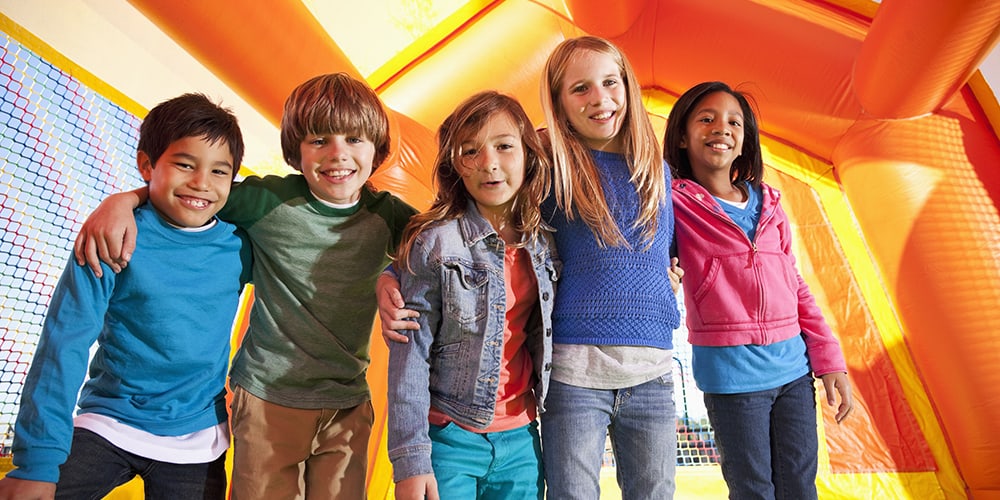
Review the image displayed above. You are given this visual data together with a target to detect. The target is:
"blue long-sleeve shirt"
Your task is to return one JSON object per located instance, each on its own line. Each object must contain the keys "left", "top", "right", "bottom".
{"left": 8, "top": 203, "right": 252, "bottom": 483}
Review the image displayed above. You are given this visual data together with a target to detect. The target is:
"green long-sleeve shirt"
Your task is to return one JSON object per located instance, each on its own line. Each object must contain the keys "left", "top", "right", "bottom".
{"left": 224, "top": 174, "right": 415, "bottom": 409}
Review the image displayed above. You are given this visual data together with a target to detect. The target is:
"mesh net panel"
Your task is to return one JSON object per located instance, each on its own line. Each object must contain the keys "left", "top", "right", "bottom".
{"left": 0, "top": 31, "right": 144, "bottom": 455}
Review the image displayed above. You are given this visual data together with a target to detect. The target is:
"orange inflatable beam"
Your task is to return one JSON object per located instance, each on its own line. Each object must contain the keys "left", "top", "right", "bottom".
{"left": 841, "top": 0, "right": 1000, "bottom": 496}
{"left": 563, "top": 0, "right": 646, "bottom": 38}
{"left": 834, "top": 95, "right": 1000, "bottom": 500}
{"left": 126, "top": 0, "right": 438, "bottom": 213}
{"left": 126, "top": 0, "right": 358, "bottom": 125}
{"left": 854, "top": 0, "right": 1000, "bottom": 118}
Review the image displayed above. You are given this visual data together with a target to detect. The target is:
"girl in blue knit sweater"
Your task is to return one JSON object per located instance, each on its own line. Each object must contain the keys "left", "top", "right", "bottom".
{"left": 534, "top": 35, "right": 683, "bottom": 500}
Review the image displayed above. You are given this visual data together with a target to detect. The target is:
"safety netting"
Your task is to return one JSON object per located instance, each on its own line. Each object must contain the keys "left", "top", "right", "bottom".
{"left": 0, "top": 31, "right": 144, "bottom": 457}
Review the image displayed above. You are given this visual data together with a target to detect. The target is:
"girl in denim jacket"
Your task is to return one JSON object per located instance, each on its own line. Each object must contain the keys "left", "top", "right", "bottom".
{"left": 664, "top": 81, "right": 854, "bottom": 500}
{"left": 386, "top": 91, "right": 557, "bottom": 500}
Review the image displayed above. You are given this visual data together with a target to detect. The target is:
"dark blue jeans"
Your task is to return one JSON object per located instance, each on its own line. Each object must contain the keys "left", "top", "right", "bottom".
{"left": 56, "top": 428, "right": 227, "bottom": 500}
{"left": 704, "top": 374, "right": 819, "bottom": 500}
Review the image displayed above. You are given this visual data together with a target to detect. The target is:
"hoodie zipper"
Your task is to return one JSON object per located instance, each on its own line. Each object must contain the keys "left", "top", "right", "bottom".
{"left": 682, "top": 183, "right": 774, "bottom": 338}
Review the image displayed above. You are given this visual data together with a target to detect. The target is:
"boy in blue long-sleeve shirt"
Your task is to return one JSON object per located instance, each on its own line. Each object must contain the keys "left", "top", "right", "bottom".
{"left": 0, "top": 93, "right": 252, "bottom": 500}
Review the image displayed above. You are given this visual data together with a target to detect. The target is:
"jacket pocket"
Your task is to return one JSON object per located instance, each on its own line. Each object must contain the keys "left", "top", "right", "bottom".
{"left": 442, "top": 259, "right": 490, "bottom": 325}
{"left": 691, "top": 252, "right": 798, "bottom": 326}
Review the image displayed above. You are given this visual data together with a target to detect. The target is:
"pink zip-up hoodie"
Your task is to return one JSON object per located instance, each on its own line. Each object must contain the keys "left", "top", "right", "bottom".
{"left": 672, "top": 179, "right": 847, "bottom": 376}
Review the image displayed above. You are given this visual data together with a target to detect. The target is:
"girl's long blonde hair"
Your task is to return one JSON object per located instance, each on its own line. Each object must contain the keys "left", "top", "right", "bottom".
{"left": 541, "top": 36, "right": 665, "bottom": 249}
{"left": 395, "top": 91, "right": 551, "bottom": 273}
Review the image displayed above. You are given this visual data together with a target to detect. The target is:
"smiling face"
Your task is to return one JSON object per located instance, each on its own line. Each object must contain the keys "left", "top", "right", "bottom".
{"left": 297, "top": 132, "right": 376, "bottom": 205}
{"left": 558, "top": 49, "right": 627, "bottom": 153}
{"left": 456, "top": 112, "right": 526, "bottom": 225}
{"left": 140, "top": 135, "right": 234, "bottom": 228}
{"left": 681, "top": 91, "right": 745, "bottom": 177}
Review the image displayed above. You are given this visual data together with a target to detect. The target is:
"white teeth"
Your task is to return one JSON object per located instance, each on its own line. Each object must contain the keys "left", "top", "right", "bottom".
{"left": 593, "top": 112, "right": 612, "bottom": 120}
{"left": 324, "top": 170, "right": 353, "bottom": 179}
{"left": 709, "top": 143, "right": 731, "bottom": 151}
{"left": 179, "top": 196, "right": 209, "bottom": 209}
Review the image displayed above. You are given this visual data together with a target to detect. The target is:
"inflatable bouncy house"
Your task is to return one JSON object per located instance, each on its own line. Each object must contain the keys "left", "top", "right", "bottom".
{"left": 1, "top": 1, "right": 999, "bottom": 498}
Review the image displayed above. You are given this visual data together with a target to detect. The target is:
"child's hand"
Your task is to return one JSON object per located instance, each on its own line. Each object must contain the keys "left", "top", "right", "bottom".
{"left": 0, "top": 476, "right": 56, "bottom": 500}
{"left": 73, "top": 191, "right": 144, "bottom": 277}
{"left": 668, "top": 257, "right": 684, "bottom": 294}
{"left": 820, "top": 371, "right": 854, "bottom": 423}
{"left": 377, "top": 273, "right": 419, "bottom": 345}
{"left": 394, "top": 473, "right": 439, "bottom": 500}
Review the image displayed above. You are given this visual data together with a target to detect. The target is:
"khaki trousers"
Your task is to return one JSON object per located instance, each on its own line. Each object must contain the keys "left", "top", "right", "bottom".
{"left": 229, "top": 386, "right": 373, "bottom": 499}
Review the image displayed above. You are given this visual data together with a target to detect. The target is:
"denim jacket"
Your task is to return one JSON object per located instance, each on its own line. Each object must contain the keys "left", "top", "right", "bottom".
{"left": 387, "top": 200, "right": 559, "bottom": 481}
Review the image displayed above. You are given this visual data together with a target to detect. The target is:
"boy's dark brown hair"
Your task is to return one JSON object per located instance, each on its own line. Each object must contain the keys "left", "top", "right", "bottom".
{"left": 138, "top": 93, "right": 244, "bottom": 176}
{"left": 280, "top": 73, "right": 391, "bottom": 171}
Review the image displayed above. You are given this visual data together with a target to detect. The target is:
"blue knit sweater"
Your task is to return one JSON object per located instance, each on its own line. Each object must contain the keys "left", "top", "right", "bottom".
{"left": 543, "top": 150, "right": 680, "bottom": 349}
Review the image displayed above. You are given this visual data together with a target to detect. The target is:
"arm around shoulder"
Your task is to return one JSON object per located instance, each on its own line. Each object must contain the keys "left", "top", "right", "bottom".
{"left": 73, "top": 187, "right": 148, "bottom": 276}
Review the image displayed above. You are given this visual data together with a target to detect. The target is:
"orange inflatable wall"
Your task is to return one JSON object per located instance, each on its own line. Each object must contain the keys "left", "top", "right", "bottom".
{"left": 91, "top": 0, "right": 1000, "bottom": 498}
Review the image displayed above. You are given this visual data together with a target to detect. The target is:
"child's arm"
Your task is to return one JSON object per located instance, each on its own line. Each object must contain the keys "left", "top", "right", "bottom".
{"left": 7, "top": 257, "right": 112, "bottom": 486}
{"left": 73, "top": 187, "right": 148, "bottom": 277}
{"left": 773, "top": 202, "right": 854, "bottom": 421}
{"left": 386, "top": 241, "right": 442, "bottom": 489}
{"left": 819, "top": 372, "right": 853, "bottom": 423}
{"left": 394, "top": 474, "right": 439, "bottom": 500}
{"left": 0, "top": 476, "right": 57, "bottom": 500}
{"left": 377, "top": 269, "right": 419, "bottom": 344}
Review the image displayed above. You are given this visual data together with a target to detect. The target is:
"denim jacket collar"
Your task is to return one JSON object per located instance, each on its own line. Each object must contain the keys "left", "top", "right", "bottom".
{"left": 458, "top": 198, "right": 512, "bottom": 249}
{"left": 458, "top": 199, "right": 550, "bottom": 258}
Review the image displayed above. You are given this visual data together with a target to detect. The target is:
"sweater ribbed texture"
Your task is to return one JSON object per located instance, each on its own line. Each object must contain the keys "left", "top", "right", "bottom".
{"left": 544, "top": 150, "right": 679, "bottom": 349}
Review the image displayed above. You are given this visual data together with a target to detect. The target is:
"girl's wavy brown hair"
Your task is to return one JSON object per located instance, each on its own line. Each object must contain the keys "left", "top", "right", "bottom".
{"left": 395, "top": 90, "right": 551, "bottom": 273}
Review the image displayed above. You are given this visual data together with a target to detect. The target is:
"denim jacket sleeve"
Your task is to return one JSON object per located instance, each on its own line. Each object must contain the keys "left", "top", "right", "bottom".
{"left": 386, "top": 230, "right": 443, "bottom": 482}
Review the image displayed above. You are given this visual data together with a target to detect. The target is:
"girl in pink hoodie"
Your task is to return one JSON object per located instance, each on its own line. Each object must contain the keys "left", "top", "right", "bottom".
{"left": 664, "top": 81, "right": 853, "bottom": 500}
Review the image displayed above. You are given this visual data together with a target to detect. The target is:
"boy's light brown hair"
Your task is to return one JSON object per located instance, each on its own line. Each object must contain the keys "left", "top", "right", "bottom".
{"left": 279, "top": 72, "right": 391, "bottom": 171}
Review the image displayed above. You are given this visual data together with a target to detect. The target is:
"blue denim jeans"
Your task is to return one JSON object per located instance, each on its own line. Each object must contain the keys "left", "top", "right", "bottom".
{"left": 56, "top": 428, "right": 227, "bottom": 500}
{"left": 704, "top": 374, "right": 819, "bottom": 500}
{"left": 429, "top": 420, "right": 544, "bottom": 499}
{"left": 541, "top": 375, "right": 677, "bottom": 500}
